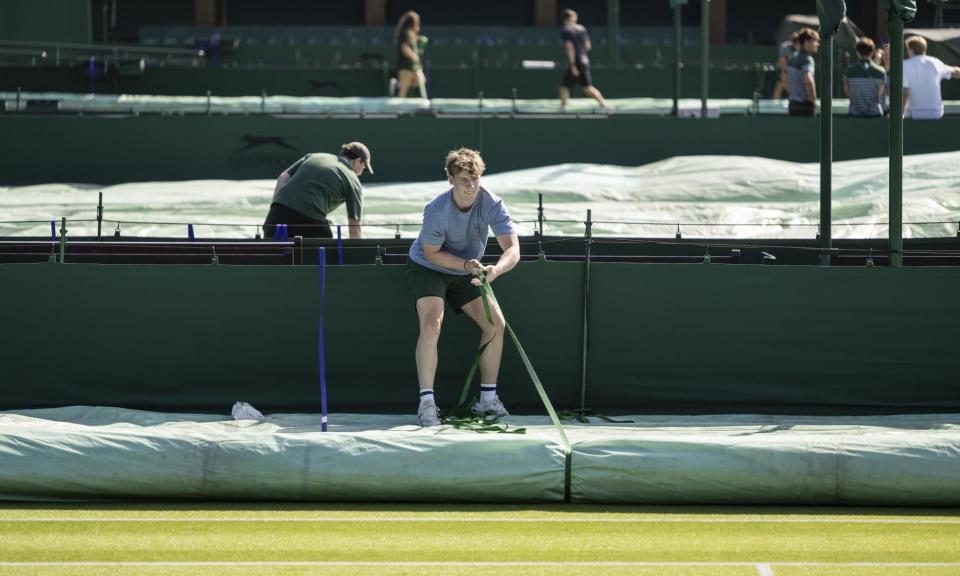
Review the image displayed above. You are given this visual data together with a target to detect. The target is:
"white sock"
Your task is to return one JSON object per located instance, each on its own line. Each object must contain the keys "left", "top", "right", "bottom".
{"left": 480, "top": 384, "right": 497, "bottom": 403}
{"left": 419, "top": 389, "right": 434, "bottom": 404}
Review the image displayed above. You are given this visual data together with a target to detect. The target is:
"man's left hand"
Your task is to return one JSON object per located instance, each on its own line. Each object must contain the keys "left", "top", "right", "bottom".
{"left": 471, "top": 265, "right": 499, "bottom": 286}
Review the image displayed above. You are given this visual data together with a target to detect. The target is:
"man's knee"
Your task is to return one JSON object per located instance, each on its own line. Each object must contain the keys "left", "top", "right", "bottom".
{"left": 417, "top": 300, "right": 444, "bottom": 338}
{"left": 482, "top": 309, "right": 506, "bottom": 337}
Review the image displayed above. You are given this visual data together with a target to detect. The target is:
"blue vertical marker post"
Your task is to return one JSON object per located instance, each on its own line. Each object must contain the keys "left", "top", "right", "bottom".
{"left": 318, "top": 247, "right": 329, "bottom": 431}
{"left": 336, "top": 225, "right": 344, "bottom": 265}
{"left": 187, "top": 224, "right": 195, "bottom": 241}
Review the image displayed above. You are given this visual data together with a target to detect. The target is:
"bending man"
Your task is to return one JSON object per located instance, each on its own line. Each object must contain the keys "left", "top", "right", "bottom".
{"left": 263, "top": 142, "right": 373, "bottom": 239}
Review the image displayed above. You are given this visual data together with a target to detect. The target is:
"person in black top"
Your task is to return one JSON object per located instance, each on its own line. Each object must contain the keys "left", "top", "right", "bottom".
{"left": 559, "top": 9, "right": 609, "bottom": 112}
{"left": 395, "top": 11, "right": 427, "bottom": 98}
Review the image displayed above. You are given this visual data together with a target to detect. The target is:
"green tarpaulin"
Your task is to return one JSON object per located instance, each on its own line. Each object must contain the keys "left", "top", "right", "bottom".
{"left": 2, "top": 407, "right": 959, "bottom": 504}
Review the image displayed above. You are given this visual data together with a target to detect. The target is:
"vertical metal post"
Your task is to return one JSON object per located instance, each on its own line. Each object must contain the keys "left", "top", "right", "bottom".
{"left": 579, "top": 209, "right": 593, "bottom": 414}
{"left": 607, "top": 0, "right": 621, "bottom": 66}
{"left": 537, "top": 193, "right": 545, "bottom": 259}
{"left": 673, "top": 4, "right": 682, "bottom": 116}
{"left": 58, "top": 217, "right": 67, "bottom": 264}
{"left": 336, "top": 225, "right": 344, "bottom": 265}
{"left": 537, "top": 193, "right": 544, "bottom": 238}
{"left": 820, "top": 33, "right": 834, "bottom": 267}
{"left": 97, "top": 191, "right": 103, "bottom": 238}
{"left": 701, "top": 0, "right": 710, "bottom": 119}
{"left": 477, "top": 90, "right": 485, "bottom": 153}
{"left": 101, "top": 0, "right": 109, "bottom": 44}
{"left": 889, "top": 19, "right": 904, "bottom": 268}
{"left": 318, "top": 247, "right": 329, "bottom": 431}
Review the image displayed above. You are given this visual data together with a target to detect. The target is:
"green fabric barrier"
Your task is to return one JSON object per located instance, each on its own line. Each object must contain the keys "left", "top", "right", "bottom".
{"left": 4, "top": 114, "right": 960, "bottom": 185}
{"left": 817, "top": 0, "right": 847, "bottom": 36}
{"left": 0, "top": 261, "right": 584, "bottom": 413}
{"left": 586, "top": 264, "right": 960, "bottom": 412}
{"left": 1, "top": 262, "right": 958, "bottom": 414}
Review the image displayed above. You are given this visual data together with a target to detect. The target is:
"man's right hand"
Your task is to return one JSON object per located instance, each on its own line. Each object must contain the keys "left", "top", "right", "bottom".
{"left": 570, "top": 65, "right": 580, "bottom": 77}
{"left": 464, "top": 258, "right": 483, "bottom": 274}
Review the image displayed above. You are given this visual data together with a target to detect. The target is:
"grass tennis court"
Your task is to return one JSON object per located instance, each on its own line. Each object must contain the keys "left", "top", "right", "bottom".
{"left": 1, "top": 504, "right": 958, "bottom": 576}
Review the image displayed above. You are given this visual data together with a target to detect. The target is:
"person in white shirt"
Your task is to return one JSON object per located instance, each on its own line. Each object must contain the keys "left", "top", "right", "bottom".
{"left": 902, "top": 35, "right": 960, "bottom": 119}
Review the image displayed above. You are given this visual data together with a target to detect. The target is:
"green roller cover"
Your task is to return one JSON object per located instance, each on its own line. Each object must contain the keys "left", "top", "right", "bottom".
{"left": 816, "top": 0, "right": 847, "bottom": 36}
{"left": 880, "top": 0, "right": 917, "bottom": 21}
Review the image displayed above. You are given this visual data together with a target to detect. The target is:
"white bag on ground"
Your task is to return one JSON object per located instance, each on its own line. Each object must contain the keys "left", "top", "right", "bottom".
{"left": 231, "top": 401, "right": 264, "bottom": 421}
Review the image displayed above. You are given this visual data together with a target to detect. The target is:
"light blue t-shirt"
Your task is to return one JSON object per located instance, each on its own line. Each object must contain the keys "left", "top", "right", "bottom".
{"left": 409, "top": 187, "right": 515, "bottom": 274}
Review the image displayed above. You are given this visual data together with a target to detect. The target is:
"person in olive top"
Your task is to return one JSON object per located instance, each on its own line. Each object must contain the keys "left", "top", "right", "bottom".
{"left": 263, "top": 142, "right": 372, "bottom": 239}
{"left": 559, "top": 8, "right": 609, "bottom": 112}
{"left": 843, "top": 38, "right": 886, "bottom": 118}
{"left": 787, "top": 28, "right": 820, "bottom": 117}
{"left": 395, "top": 11, "right": 427, "bottom": 98}
{"left": 407, "top": 148, "right": 520, "bottom": 427}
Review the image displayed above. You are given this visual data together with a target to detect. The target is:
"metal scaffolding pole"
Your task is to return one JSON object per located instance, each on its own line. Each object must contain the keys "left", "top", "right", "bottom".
{"left": 820, "top": 32, "right": 834, "bottom": 266}
{"left": 607, "top": 0, "right": 620, "bottom": 66}
{"left": 672, "top": 2, "right": 683, "bottom": 116}
{"left": 889, "top": 17, "right": 905, "bottom": 268}
{"left": 701, "top": 0, "right": 710, "bottom": 119}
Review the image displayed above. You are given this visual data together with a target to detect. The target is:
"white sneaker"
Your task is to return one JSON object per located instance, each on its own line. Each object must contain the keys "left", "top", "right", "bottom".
{"left": 417, "top": 397, "right": 441, "bottom": 427}
{"left": 472, "top": 396, "right": 509, "bottom": 418}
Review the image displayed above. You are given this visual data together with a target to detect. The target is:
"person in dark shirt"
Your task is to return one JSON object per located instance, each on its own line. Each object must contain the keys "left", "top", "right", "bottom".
{"left": 263, "top": 142, "right": 373, "bottom": 239}
{"left": 843, "top": 38, "right": 886, "bottom": 118}
{"left": 395, "top": 11, "right": 427, "bottom": 98}
{"left": 559, "top": 9, "right": 609, "bottom": 112}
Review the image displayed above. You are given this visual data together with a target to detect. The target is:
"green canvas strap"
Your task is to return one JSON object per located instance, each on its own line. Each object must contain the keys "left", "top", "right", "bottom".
{"left": 445, "top": 272, "right": 571, "bottom": 454}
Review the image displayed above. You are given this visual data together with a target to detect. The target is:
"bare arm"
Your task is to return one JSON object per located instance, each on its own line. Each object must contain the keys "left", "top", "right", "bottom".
{"left": 953, "top": 67, "right": 960, "bottom": 80}
{"left": 348, "top": 218, "right": 362, "bottom": 239}
{"left": 804, "top": 72, "right": 817, "bottom": 103}
{"left": 903, "top": 87, "right": 911, "bottom": 115}
{"left": 491, "top": 233, "right": 520, "bottom": 278}
{"left": 422, "top": 240, "right": 470, "bottom": 272}
{"left": 400, "top": 42, "right": 419, "bottom": 64}
{"left": 564, "top": 41, "right": 576, "bottom": 67}
{"left": 584, "top": 38, "right": 592, "bottom": 52}
{"left": 842, "top": 80, "right": 849, "bottom": 97}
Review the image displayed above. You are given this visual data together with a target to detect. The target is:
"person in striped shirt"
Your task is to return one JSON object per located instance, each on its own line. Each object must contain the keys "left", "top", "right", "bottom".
{"left": 843, "top": 38, "right": 886, "bottom": 118}
{"left": 787, "top": 28, "right": 820, "bottom": 116}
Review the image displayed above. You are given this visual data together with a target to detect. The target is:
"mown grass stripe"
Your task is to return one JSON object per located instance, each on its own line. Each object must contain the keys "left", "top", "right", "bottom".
{"left": 1, "top": 562, "right": 960, "bottom": 567}
{"left": 2, "top": 517, "right": 959, "bottom": 524}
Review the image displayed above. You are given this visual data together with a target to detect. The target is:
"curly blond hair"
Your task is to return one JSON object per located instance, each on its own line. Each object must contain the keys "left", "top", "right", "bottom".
{"left": 445, "top": 148, "right": 486, "bottom": 177}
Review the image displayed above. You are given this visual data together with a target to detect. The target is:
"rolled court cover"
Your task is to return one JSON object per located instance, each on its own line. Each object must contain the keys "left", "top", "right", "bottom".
{"left": 1, "top": 407, "right": 959, "bottom": 505}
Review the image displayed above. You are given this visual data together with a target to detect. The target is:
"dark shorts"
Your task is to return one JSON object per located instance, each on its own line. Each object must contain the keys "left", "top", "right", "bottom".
{"left": 406, "top": 259, "right": 480, "bottom": 314}
{"left": 561, "top": 62, "right": 592, "bottom": 88}
{"left": 788, "top": 100, "right": 815, "bottom": 117}
{"left": 263, "top": 203, "right": 333, "bottom": 239}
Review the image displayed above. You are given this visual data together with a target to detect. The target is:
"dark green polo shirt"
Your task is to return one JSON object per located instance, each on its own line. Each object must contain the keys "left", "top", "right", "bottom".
{"left": 272, "top": 153, "right": 363, "bottom": 222}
